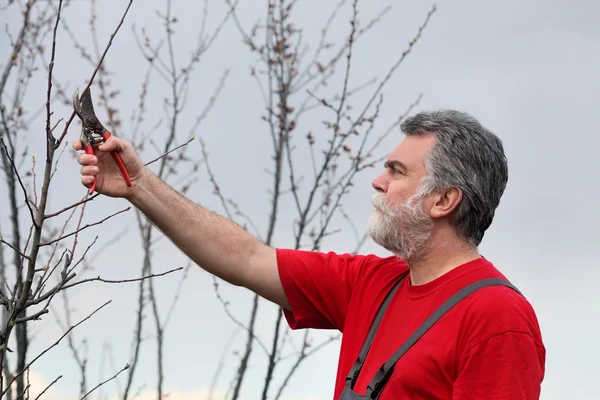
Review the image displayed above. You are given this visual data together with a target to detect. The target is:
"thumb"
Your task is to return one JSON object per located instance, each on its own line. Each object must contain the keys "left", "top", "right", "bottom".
{"left": 98, "top": 136, "right": 124, "bottom": 153}
{"left": 72, "top": 139, "right": 83, "bottom": 151}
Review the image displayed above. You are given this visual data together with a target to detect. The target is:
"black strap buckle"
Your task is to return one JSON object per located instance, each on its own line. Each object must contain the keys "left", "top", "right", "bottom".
{"left": 366, "top": 366, "right": 388, "bottom": 399}
{"left": 345, "top": 361, "right": 363, "bottom": 386}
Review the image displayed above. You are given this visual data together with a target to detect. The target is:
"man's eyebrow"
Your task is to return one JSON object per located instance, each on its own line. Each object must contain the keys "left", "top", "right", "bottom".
{"left": 384, "top": 160, "right": 410, "bottom": 173}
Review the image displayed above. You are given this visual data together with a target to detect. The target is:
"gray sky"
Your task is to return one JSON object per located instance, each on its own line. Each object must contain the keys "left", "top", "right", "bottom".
{"left": 0, "top": 0, "right": 598, "bottom": 399}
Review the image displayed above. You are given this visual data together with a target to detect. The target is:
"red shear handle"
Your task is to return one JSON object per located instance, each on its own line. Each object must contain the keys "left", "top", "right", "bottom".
{"left": 84, "top": 145, "right": 97, "bottom": 195}
{"left": 103, "top": 130, "right": 132, "bottom": 188}
{"left": 110, "top": 152, "right": 132, "bottom": 187}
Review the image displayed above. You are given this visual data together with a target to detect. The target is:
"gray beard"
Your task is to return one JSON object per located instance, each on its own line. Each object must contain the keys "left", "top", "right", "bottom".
{"left": 367, "top": 192, "right": 433, "bottom": 262}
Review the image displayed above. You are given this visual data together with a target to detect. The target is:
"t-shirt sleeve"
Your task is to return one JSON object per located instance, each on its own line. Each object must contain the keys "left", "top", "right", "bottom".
{"left": 276, "top": 248, "right": 379, "bottom": 331}
{"left": 453, "top": 331, "right": 546, "bottom": 399}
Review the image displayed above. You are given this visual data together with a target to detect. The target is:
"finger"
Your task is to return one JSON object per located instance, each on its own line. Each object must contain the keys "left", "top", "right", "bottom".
{"left": 81, "top": 165, "right": 99, "bottom": 176}
{"left": 81, "top": 175, "right": 94, "bottom": 187}
{"left": 77, "top": 153, "right": 97, "bottom": 166}
{"left": 73, "top": 139, "right": 83, "bottom": 151}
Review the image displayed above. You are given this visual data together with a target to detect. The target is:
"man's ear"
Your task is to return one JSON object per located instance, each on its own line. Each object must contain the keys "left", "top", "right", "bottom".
{"left": 430, "top": 187, "right": 462, "bottom": 219}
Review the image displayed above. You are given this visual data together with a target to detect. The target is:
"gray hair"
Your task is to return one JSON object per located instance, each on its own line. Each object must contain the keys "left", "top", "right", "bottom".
{"left": 401, "top": 110, "right": 508, "bottom": 246}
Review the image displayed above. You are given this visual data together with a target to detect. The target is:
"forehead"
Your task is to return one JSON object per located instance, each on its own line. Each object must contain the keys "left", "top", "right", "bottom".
{"left": 387, "top": 134, "right": 436, "bottom": 170}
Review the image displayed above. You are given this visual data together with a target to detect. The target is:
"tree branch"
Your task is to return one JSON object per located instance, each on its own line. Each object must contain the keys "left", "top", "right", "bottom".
{"left": 0, "top": 239, "right": 29, "bottom": 261}
{"left": 39, "top": 207, "right": 130, "bottom": 247}
{"left": 58, "top": 266, "right": 183, "bottom": 292}
{"left": 144, "top": 134, "right": 195, "bottom": 167}
{"left": 15, "top": 309, "right": 48, "bottom": 324}
{"left": 56, "top": 0, "right": 136, "bottom": 146}
{"left": 44, "top": 194, "right": 100, "bottom": 219}
{"left": 0, "top": 136, "right": 36, "bottom": 227}
{"left": 2, "top": 301, "right": 111, "bottom": 397}
{"left": 45, "top": 0, "right": 62, "bottom": 146}
{"left": 80, "top": 363, "right": 129, "bottom": 400}
{"left": 33, "top": 375, "right": 62, "bottom": 400}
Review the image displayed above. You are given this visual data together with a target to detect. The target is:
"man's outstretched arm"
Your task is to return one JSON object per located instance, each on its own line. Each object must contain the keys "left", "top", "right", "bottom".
{"left": 75, "top": 136, "right": 290, "bottom": 310}
{"left": 131, "top": 169, "right": 290, "bottom": 309}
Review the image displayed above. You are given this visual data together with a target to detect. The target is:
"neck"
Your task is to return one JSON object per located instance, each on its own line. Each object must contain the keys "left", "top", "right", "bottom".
{"left": 405, "top": 237, "right": 480, "bottom": 286}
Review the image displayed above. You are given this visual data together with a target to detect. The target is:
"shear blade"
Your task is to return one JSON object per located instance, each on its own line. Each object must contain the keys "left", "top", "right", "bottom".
{"left": 73, "top": 87, "right": 97, "bottom": 116}
{"left": 79, "top": 88, "right": 97, "bottom": 115}
{"left": 72, "top": 87, "right": 82, "bottom": 115}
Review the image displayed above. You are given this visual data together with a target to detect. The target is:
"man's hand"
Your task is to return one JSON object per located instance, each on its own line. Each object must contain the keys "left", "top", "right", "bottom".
{"left": 74, "top": 136, "right": 146, "bottom": 198}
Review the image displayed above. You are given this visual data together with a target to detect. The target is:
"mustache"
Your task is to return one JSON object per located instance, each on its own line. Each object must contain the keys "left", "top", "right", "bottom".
{"left": 371, "top": 193, "right": 396, "bottom": 215}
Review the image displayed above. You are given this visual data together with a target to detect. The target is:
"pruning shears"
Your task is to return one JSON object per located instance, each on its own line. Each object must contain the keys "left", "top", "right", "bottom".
{"left": 73, "top": 87, "right": 132, "bottom": 194}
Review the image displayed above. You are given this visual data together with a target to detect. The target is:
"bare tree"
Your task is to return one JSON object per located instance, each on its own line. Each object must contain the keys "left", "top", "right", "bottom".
{"left": 0, "top": 0, "right": 436, "bottom": 399}
{"left": 203, "top": 1, "right": 436, "bottom": 399}
{"left": 0, "top": 1, "right": 182, "bottom": 399}
{"left": 37, "top": 0, "right": 235, "bottom": 398}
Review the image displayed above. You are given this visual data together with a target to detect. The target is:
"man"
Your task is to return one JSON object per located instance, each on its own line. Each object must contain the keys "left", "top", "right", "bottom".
{"left": 75, "top": 109, "right": 545, "bottom": 399}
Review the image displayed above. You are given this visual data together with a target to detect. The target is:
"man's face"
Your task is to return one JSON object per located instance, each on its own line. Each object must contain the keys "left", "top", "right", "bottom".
{"left": 367, "top": 134, "right": 436, "bottom": 261}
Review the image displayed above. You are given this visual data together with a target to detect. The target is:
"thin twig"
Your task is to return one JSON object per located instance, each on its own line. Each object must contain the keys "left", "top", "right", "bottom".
{"left": 211, "top": 277, "right": 269, "bottom": 355}
{"left": 56, "top": 0, "right": 136, "bottom": 146}
{"left": 15, "top": 309, "right": 48, "bottom": 324}
{"left": 58, "top": 288, "right": 88, "bottom": 397}
{"left": 341, "top": 4, "right": 437, "bottom": 145}
{"left": 59, "top": 266, "right": 183, "bottom": 292}
{"left": 144, "top": 134, "right": 195, "bottom": 167}
{"left": 366, "top": 93, "right": 423, "bottom": 156}
{"left": 15, "top": 382, "right": 30, "bottom": 400}
{"left": 0, "top": 239, "right": 29, "bottom": 261}
{"left": 39, "top": 207, "right": 130, "bottom": 247}
{"left": 205, "top": 328, "right": 240, "bottom": 400}
{"left": 33, "top": 375, "right": 62, "bottom": 400}
{"left": 45, "top": 194, "right": 100, "bottom": 219}
{"left": 161, "top": 262, "right": 191, "bottom": 328}
{"left": 26, "top": 271, "right": 76, "bottom": 308}
{"left": 186, "top": 69, "right": 230, "bottom": 137}
{"left": 273, "top": 333, "right": 340, "bottom": 400}
{"left": 199, "top": 138, "right": 233, "bottom": 219}
{"left": 35, "top": 238, "right": 96, "bottom": 302}
{"left": 45, "top": 0, "right": 63, "bottom": 145}
{"left": 80, "top": 363, "right": 130, "bottom": 400}
{"left": 0, "top": 136, "right": 35, "bottom": 226}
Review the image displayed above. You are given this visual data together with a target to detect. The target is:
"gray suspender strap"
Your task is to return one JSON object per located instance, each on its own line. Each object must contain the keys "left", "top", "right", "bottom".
{"left": 345, "top": 273, "right": 409, "bottom": 389}
{"left": 365, "top": 277, "right": 523, "bottom": 400}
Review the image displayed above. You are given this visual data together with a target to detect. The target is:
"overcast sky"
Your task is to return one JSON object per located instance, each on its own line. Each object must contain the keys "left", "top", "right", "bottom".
{"left": 0, "top": 0, "right": 598, "bottom": 399}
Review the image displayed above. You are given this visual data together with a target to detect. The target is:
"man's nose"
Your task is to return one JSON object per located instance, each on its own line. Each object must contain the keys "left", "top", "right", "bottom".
{"left": 372, "top": 174, "right": 387, "bottom": 193}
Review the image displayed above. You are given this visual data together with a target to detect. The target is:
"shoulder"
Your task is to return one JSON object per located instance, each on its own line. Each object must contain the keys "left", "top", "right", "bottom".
{"left": 457, "top": 280, "right": 545, "bottom": 351}
{"left": 276, "top": 248, "right": 407, "bottom": 275}
{"left": 466, "top": 284, "right": 537, "bottom": 324}
{"left": 454, "top": 284, "right": 547, "bottom": 381}
{"left": 445, "top": 258, "right": 542, "bottom": 338}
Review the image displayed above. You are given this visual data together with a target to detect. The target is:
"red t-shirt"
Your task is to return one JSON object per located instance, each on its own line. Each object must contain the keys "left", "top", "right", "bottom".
{"left": 276, "top": 249, "right": 546, "bottom": 399}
